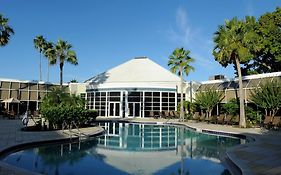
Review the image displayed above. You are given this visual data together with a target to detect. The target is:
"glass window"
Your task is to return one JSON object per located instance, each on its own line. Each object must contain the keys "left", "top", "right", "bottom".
{"left": 110, "top": 97, "right": 120, "bottom": 101}
{"left": 109, "top": 92, "right": 120, "bottom": 96}
{"left": 145, "top": 92, "right": 152, "bottom": 96}
{"left": 162, "top": 92, "right": 168, "bottom": 97}
{"left": 154, "top": 102, "right": 160, "bottom": 107}
{"left": 169, "top": 93, "right": 175, "bottom": 97}
{"left": 153, "top": 92, "right": 160, "bottom": 96}
{"left": 153, "top": 97, "right": 160, "bottom": 102}
{"left": 145, "top": 97, "right": 152, "bottom": 102}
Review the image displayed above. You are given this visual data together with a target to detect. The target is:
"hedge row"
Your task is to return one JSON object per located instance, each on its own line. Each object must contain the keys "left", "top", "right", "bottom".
{"left": 40, "top": 106, "right": 97, "bottom": 127}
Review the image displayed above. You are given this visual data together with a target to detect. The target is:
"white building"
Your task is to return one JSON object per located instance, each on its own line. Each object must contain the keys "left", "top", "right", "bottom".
{"left": 70, "top": 57, "right": 195, "bottom": 118}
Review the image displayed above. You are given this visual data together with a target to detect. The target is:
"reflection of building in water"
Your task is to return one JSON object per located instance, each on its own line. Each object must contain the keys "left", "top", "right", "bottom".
{"left": 96, "top": 122, "right": 244, "bottom": 168}
{"left": 98, "top": 122, "right": 178, "bottom": 150}
{"left": 90, "top": 123, "right": 244, "bottom": 175}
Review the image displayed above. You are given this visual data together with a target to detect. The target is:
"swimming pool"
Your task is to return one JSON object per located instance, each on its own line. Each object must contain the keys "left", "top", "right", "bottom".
{"left": 1, "top": 122, "right": 245, "bottom": 175}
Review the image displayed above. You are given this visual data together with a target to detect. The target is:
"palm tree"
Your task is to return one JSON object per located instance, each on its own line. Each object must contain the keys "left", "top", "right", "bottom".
{"left": 213, "top": 17, "right": 256, "bottom": 127}
{"left": 43, "top": 41, "right": 54, "bottom": 82}
{"left": 34, "top": 35, "right": 47, "bottom": 81}
{"left": 47, "top": 39, "right": 78, "bottom": 88}
{"left": 168, "top": 47, "right": 195, "bottom": 122}
{"left": 0, "top": 14, "right": 14, "bottom": 47}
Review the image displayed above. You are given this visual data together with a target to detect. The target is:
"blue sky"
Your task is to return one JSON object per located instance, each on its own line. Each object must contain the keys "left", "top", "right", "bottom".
{"left": 0, "top": 0, "right": 280, "bottom": 83}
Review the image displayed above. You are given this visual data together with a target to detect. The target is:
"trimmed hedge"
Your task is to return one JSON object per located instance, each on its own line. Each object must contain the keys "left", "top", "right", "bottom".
{"left": 40, "top": 106, "right": 97, "bottom": 128}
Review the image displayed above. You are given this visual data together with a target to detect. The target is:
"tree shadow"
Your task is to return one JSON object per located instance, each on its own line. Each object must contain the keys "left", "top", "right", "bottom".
{"left": 84, "top": 72, "right": 109, "bottom": 89}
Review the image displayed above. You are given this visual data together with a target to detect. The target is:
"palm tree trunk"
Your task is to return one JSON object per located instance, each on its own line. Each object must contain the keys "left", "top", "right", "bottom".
{"left": 47, "top": 62, "right": 50, "bottom": 82}
{"left": 235, "top": 58, "right": 246, "bottom": 127}
{"left": 180, "top": 66, "right": 184, "bottom": 122}
{"left": 39, "top": 53, "right": 42, "bottom": 81}
{"left": 60, "top": 62, "right": 63, "bottom": 89}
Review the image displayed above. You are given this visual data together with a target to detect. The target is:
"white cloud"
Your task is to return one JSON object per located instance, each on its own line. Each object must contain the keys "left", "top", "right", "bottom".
{"left": 246, "top": 2, "right": 254, "bottom": 16}
{"left": 166, "top": 7, "right": 216, "bottom": 70}
{"left": 167, "top": 7, "right": 193, "bottom": 46}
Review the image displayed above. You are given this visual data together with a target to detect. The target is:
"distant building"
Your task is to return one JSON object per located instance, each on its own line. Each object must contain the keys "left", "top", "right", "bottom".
{"left": 0, "top": 78, "right": 64, "bottom": 114}
{"left": 197, "top": 72, "right": 281, "bottom": 104}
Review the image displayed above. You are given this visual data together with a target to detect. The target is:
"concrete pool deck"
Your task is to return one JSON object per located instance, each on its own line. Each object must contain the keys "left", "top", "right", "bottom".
{"left": 0, "top": 117, "right": 280, "bottom": 175}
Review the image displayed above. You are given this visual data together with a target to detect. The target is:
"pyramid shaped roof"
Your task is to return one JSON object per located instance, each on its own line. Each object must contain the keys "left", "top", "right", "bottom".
{"left": 85, "top": 57, "right": 183, "bottom": 89}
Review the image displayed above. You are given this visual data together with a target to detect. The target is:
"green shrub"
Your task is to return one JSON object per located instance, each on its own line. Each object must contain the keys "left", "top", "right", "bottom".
{"left": 222, "top": 98, "right": 239, "bottom": 116}
{"left": 39, "top": 87, "right": 96, "bottom": 129}
{"left": 40, "top": 106, "right": 97, "bottom": 128}
{"left": 245, "top": 106, "right": 262, "bottom": 126}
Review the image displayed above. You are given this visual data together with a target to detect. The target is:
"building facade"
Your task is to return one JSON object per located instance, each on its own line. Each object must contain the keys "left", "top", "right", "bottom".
{"left": 197, "top": 72, "right": 281, "bottom": 104}
{"left": 70, "top": 57, "right": 194, "bottom": 118}
{"left": 0, "top": 78, "right": 63, "bottom": 114}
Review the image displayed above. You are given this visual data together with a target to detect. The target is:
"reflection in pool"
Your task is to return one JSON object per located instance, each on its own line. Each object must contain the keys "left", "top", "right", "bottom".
{"left": 1, "top": 122, "right": 245, "bottom": 175}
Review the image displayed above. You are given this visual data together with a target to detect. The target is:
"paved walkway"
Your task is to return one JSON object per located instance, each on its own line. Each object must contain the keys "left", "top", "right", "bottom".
{"left": 0, "top": 118, "right": 104, "bottom": 175}
{"left": 0, "top": 117, "right": 280, "bottom": 175}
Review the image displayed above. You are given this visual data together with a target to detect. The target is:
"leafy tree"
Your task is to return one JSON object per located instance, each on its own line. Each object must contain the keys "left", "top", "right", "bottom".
{"left": 213, "top": 17, "right": 257, "bottom": 127}
{"left": 40, "top": 87, "right": 85, "bottom": 108}
{"left": 241, "top": 7, "right": 281, "bottom": 75}
{"left": 168, "top": 47, "right": 195, "bottom": 121}
{"left": 34, "top": 35, "right": 47, "bottom": 81}
{"left": 194, "top": 88, "right": 224, "bottom": 118}
{"left": 40, "top": 87, "right": 94, "bottom": 128}
{"left": 0, "top": 14, "right": 14, "bottom": 47}
{"left": 250, "top": 80, "right": 281, "bottom": 116}
{"left": 46, "top": 39, "right": 78, "bottom": 87}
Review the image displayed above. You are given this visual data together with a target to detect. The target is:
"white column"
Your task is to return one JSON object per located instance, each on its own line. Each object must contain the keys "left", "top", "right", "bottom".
{"left": 105, "top": 92, "right": 108, "bottom": 117}
{"left": 160, "top": 92, "right": 162, "bottom": 112}
{"left": 125, "top": 91, "right": 128, "bottom": 117}
{"left": 142, "top": 91, "right": 145, "bottom": 118}
{"left": 174, "top": 92, "right": 177, "bottom": 111}
{"left": 85, "top": 92, "right": 88, "bottom": 109}
{"left": 120, "top": 91, "right": 123, "bottom": 118}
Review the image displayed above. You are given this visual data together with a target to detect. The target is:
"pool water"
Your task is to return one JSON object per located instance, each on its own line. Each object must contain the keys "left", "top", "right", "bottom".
{"left": 1, "top": 122, "right": 244, "bottom": 175}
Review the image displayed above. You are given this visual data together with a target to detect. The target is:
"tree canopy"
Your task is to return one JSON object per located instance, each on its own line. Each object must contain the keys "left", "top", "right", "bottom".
{"left": 250, "top": 80, "right": 281, "bottom": 116}
{"left": 0, "top": 14, "right": 14, "bottom": 47}
{"left": 194, "top": 88, "right": 224, "bottom": 117}
{"left": 240, "top": 7, "right": 281, "bottom": 75}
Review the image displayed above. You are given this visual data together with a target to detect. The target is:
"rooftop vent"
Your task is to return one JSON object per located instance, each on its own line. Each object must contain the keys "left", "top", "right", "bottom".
{"left": 209, "top": 75, "right": 226, "bottom": 80}
{"left": 134, "top": 56, "right": 148, "bottom": 59}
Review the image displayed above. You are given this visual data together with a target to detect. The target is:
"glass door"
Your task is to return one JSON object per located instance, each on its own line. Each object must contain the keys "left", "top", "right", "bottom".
{"left": 109, "top": 102, "right": 120, "bottom": 117}
{"left": 128, "top": 102, "right": 141, "bottom": 118}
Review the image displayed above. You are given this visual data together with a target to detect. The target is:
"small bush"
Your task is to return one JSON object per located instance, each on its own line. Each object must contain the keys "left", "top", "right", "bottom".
{"left": 40, "top": 106, "right": 97, "bottom": 129}
{"left": 245, "top": 106, "right": 262, "bottom": 126}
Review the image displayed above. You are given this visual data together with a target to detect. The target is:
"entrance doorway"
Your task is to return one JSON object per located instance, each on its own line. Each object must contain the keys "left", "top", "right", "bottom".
{"left": 128, "top": 102, "right": 141, "bottom": 118}
{"left": 109, "top": 102, "right": 120, "bottom": 117}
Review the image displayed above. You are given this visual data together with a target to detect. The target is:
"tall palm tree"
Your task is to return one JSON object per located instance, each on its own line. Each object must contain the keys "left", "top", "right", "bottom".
{"left": 0, "top": 14, "right": 14, "bottom": 47}
{"left": 168, "top": 48, "right": 195, "bottom": 122}
{"left": 47, "top": 39, "right": 78, "bottom": 88}
{"left": 34, "top": 35, "right": 47, "bottom": 81}
{"left": 213, "top": 17, "right": 256, "bottom": 127}
{"left": 43, "top": 41, "right": 54, "bottom": 82}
